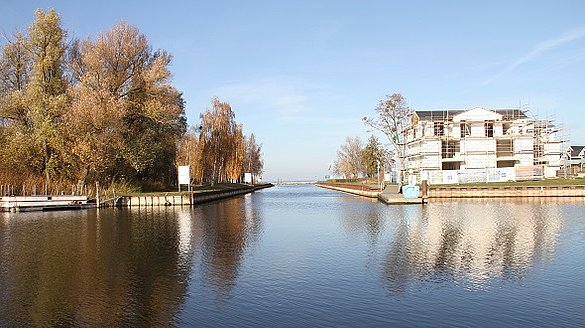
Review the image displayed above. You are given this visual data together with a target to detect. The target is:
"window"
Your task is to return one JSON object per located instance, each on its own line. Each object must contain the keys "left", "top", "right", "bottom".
{"left": 496, "top": 139, "right": 513, "bottom": 157}
{"left": 442, "top": 162, "right": 461, "bottom": 170}
{"left": 484, "top": 121, "right": 494, "bottom": 137}
{"left": 442, "top": 140, "right": 460, "bottom": 158}
{"left": 460, "top": 122, "right": 470, "bottom": 138}
{"left": 434, "top": 122, "right": 444, "bottom": 136}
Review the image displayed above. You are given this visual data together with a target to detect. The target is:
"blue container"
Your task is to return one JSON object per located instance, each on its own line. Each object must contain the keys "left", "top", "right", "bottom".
{"left": 401, "top": 185, "right": 420, "bottom": 198}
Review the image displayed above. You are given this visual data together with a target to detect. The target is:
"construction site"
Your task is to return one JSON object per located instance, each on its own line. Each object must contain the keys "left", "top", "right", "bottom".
{"left": 403, "top": 106, "right": 565, "bottom": 185}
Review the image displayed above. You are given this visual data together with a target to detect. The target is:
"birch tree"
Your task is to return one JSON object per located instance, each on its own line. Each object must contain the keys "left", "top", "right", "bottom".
{"left": 333, "top": 136, "right": 364, "bottom": 179}
{"left": 244, "top": 133, "right": 263, "bottom": 182}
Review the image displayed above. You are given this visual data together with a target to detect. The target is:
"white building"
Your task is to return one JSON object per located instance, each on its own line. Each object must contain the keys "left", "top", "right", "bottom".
{"left": 404, "top": 107, "right": 562, "bottom": 184}
{"left": 562, "top": 145, "right": 585, "bottom": 174}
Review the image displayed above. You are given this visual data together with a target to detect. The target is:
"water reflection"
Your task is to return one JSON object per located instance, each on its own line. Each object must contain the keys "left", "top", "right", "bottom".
{"left": 383, "top": 200, "right": 563, "bottom": 292}
{"left": 0, "top": 193, "right": 263, "bottom": 326}
{"left": 0, "top": 209, "right": 191, "bottom": 326}
{"left": 194, "top": 196, "right": 263, "bottom": 299}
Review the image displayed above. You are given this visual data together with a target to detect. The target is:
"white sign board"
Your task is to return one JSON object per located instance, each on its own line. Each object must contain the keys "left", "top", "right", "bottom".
{"left": 244, "top": 172, "right": 252, "bottom": 183}
{"left": 178, "top": 166, "right": 190, "bottom": 185}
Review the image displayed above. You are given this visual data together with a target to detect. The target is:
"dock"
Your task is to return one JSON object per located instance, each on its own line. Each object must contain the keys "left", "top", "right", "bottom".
{"left": 377, "top": 185, "right": 425, "bottom": 205}
{"left": 0, "top": 195, "right": 91, "bottom": 212}
{"left": 315, "top": 183, "right": 425, "bottom": 205}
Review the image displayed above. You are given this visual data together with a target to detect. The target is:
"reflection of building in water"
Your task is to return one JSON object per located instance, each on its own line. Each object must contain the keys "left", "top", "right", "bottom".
{"left": 383, "top": 200, "right": 562, "bottom": 292}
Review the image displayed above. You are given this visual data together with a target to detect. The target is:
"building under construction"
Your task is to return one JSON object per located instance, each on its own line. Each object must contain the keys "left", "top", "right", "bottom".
{"left": 403, "top": 107, "right": 562, "bottom": 184}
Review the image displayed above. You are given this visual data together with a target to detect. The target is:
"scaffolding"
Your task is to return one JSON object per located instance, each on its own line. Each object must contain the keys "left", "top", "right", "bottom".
{"left": 405, "top": 106, "right": 564, "bottom": 183}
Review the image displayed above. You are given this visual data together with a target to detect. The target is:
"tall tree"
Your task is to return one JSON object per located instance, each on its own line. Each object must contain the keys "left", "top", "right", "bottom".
{"left": 25, "top": 8, "right": 71, "bottom": 188}
{"left": 66, "top": 22, "right": 186, "bottom": 188}
{"left": 200, "top": 97, "right": 238, "bottom": 185}
{"left": 363, "top": 93, "right": 412, "bottom": 183}
{"left": 176, "top": 125, "right": 203, "bottom": 183}
{"left": 333, "top": 136, "right": 364, "bottom": 179}
{"left": 0, "top": 32, "right": 33, "bottom": 177}
{"left": 361, "top": 135, "right": 385, "bottom": 178}
{"left": 244, "top": 133, "right": 263, "bottom": 182}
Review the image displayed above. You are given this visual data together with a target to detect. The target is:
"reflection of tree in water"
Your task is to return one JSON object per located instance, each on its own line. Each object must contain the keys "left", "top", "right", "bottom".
{"left": 382, "top": 200, "right": 562, "bottom": 293}
{"left": 0, "top": 208, "right": 192, "bottom": 326}
{"left": 338, "top": 198, "right": 385, "bottom": 249}
{"left": 197, "top": 195, "right": 263, "bottom": 299}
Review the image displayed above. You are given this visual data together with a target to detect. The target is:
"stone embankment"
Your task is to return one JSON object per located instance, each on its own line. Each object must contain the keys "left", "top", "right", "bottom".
{"left": 316, "top": 183, "right": 380, "bottom": 198}
{"left": 315, "top": 183, "right": 425, "bottom": 204}
{"left": 101, "top": 184, "right": 273, "bottom": 208}
{"left": 317, "top": 182, "right": 585, "bottom": 203}
{"left": 428, "top": 185, "right": 585, "bottom": 198}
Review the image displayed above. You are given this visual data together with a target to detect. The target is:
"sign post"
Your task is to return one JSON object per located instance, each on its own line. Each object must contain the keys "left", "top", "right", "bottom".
{"left": 178, "top": 166, "right": 190, "bottom": 192}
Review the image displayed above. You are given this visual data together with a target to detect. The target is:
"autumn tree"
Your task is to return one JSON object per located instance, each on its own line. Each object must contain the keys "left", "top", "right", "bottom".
{"left": 333, "top": 136, "right": 364, "bottom": 179}
{"left": 363, "top": 93, "right": 412, "bottom": 183}
{"left": 176, "top": 125, "right": 204, "bottom": 184}
{"left": 225, "top": 124, "right": 246, "bottom": 182}
{"left": 0, "top": 32, "right": 32, "bottom": 178}
{"left": 244, "top": 133, "right": 263, "bottom": 183}
{"left": 1, "top": 9, "right": 268, "bottom": 194}
{"left": 66, "top": 22, "right": 186, "bottom": 189}
{"left": 0, "top": 9, "right": 73, "bottom": 192}
{"left": 199, "top": 98, "right": 240, "bottom": 185}
{"left": 178, "top": 100, "right": 263, "bottom": 185}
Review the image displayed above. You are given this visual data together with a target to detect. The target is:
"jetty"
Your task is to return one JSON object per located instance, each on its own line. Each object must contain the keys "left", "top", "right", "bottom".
{"left": 98, "top": 183, "right": 273, "bottom": 208}
{"left": 1, "top": 183, "right": 274, "bottom": 212}
{"left": 315, "top": 183, "right": 425, "bottom": 205}
{"left": 0, "top": 195, "right": 91, "bottom": 212}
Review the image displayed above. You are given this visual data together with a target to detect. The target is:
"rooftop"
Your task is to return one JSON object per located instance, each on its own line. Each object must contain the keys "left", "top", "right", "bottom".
{"left": 413, "top": 108, "right": 527, "bottom": 122}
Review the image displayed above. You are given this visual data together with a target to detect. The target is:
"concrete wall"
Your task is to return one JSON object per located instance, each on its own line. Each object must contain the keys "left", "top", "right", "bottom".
{"left": 428, "top": 185, "right": 585, "bottom": 198}
{"left": 107, "top": 184, "right": 273, "bottom": 208}
{"left": 316, "top": 183, "right": 379, "bottom": 198}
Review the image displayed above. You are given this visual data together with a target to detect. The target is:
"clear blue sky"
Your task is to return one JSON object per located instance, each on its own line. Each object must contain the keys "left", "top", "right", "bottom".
{"left": 2, "top": 1, "right": 584, "bottom": 181}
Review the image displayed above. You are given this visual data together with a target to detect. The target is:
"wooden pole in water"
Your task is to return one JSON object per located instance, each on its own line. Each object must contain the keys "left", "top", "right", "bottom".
{"left": 96, "top": 181, "right": 100, "bottom": 208}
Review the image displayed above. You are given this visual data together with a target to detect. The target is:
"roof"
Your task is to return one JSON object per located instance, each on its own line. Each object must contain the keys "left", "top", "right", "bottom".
{"left": 568, "top": 145, "right": 585, "bottom": 157}
{"left": 413, "top": 108, "right": 527, "bottom": 122}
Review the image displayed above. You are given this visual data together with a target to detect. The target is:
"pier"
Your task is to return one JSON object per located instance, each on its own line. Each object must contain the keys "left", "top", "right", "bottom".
{"left": 99, "top": 184, "right": 273, "bottom": 208}
{"left": 315, "top": 183, "right": 425, "bottom": 205}
{"left": 0, "top": 195, "right": 91, "bottom": 212}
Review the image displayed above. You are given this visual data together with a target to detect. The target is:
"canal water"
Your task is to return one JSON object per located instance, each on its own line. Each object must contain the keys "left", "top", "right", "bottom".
{"left": 1, "top": 185, "right": 584, "bottom": 327}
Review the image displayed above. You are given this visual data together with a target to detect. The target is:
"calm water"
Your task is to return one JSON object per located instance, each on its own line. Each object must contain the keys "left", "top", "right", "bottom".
{"left": 1, "top": 185, "right": 584, "bottom": 327}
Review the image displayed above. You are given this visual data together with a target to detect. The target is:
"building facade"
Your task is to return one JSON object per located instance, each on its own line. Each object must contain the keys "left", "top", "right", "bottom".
{"left": 404, "top": 107, "right": 562, "bottom": 184}
{"left": 562, "top": 145, "right": 585, "bottom": 175}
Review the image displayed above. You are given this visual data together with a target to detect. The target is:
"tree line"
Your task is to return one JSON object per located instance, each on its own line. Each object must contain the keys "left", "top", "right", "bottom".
{"left": 333, "top": 135, "right": 392, "bottom": 180}
{"left": 333, "top": 93, "right": 411, "bottom": 182}
{"left": 176, "top": 97, "right": 263, "bottom": 185}
{"left": 0, "top": 9, "right": 263, "bottom": 194}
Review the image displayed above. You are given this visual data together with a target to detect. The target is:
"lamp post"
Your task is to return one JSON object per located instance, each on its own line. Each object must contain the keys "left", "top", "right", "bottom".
{"left": 377, "top": 160, "right": 381, "bottom": 191}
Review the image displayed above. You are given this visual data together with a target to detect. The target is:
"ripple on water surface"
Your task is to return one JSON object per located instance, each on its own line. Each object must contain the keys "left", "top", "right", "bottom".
{"left": 1, "top": 186, "right": 584, "bottom": 327}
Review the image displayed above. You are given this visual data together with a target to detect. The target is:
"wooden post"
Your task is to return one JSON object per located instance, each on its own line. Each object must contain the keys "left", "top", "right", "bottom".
{"left": 421, "top": 180, "right": 428, "bottom": 198}
{"left": 96, "top": 181, "right": 100, "bottom": 208}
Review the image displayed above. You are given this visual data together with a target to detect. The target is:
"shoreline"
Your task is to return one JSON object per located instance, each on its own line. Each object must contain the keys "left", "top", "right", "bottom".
{"left": 101, "top": 183, "right": 273, "bottom": 208}
{"left": 316, "top": 181, "right": 585, "bottom": 203}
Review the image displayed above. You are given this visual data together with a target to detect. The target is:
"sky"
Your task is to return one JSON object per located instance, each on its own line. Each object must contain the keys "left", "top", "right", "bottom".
{"left": 1, "top": 1, "right": 584, "bottom": 181}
